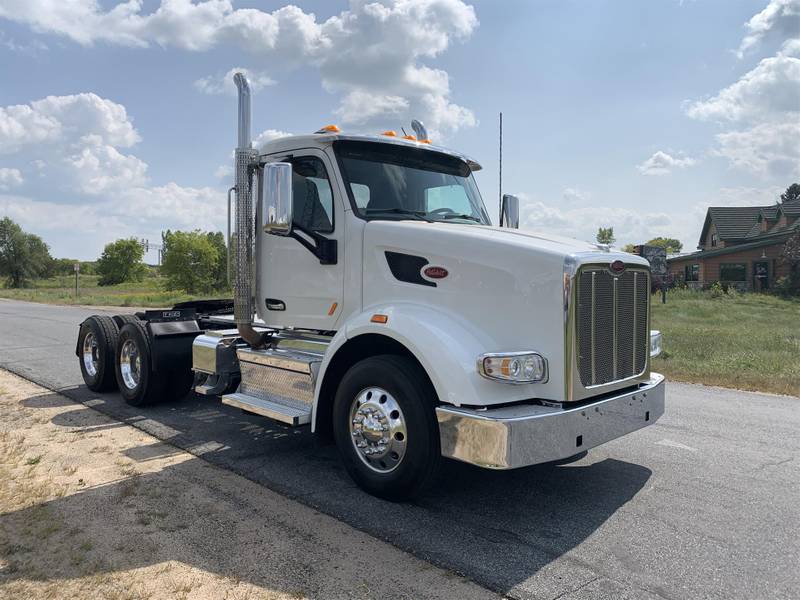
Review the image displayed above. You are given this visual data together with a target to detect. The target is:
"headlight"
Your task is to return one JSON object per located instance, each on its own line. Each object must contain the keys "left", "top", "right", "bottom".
{"left": 478, "top": 352, "right": 548, "bottom": 384}
{"left": 650, "top": 330, "right": 662, "bottom": 358}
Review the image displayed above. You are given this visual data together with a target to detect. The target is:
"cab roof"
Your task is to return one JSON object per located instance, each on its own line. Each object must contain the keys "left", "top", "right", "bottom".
{"left": 257, "top": 132, "right": 482, "bottom": 172}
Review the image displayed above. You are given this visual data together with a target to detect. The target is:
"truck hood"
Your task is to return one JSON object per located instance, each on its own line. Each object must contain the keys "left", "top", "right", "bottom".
{"left": 366, "top": 219, "right": 646, "bottom": 265}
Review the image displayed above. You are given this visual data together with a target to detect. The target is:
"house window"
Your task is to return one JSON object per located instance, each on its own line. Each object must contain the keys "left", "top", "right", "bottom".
{"left": 685, "top": 264, "right": 699, "bottom": 282}
{"left": 711, "top": 233, "right": 718, "bottom": 247}
{"left": 719, "top": 263, "right": 746, "bottom": 282}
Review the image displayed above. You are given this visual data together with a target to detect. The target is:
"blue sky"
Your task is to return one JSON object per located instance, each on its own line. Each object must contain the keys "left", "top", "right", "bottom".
{"left": 1, "top": 0, "right": 798, "bottom": 260}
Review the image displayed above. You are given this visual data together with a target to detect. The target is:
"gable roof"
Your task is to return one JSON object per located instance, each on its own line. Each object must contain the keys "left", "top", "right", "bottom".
{"left": 675, "top": 223, "right": 799, "bottom": 263}
{"left": 697, "top": 199, "right": 800, "bottom": 248}
{"left": 782, "top": 200, "right": 800, "bottom": 217}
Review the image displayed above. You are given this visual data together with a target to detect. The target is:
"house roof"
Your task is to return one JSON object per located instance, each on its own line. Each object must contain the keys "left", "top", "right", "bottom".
{"left": 697, "top": 200, "right": 800, "bottom": 248}
{"left": 782, "top": 200, "right": 800, "bottom": 217}
{"left": 671, "top": 224, "right": 798, "bottom": 263}
{"left": 761, "top": 205, "right": 780, "bottom": 220}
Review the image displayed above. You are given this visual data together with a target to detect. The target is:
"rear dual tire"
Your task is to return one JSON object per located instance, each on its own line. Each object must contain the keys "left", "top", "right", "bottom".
{"left": 78, "top": 315, "right": 119, "bottom": 392}
{"left": 78, "top": 315, "right": 194, "bottom": 405}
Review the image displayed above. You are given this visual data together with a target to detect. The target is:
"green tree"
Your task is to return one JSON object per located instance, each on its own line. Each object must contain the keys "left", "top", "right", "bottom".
{"left": 96, "top": 238, "right": 147, "bottom": 286}
{"left": 161, "top": 230, "right": 220, "bottom": 294}
{"left": 622, "top": 243, "right": 636, "bottom": 253}
{"left": 780, "top": 183, "right": 800, "bottom": 204}
{"left": 0, "top": 217, "right": 53, "bottom": 288}
{"left": 646, "top": 237, "right": 683, "bottom": 254}
{"left": 596, "top": 226, "right": 615, "bottom": 245}
{"left": 206, "top": 231, "right": 229, "bottom": 290}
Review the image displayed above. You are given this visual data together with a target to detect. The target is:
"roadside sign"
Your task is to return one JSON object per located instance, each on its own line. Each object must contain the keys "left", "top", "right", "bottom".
{"left": 74, "top": 263, "right": 80, "bottom": 273}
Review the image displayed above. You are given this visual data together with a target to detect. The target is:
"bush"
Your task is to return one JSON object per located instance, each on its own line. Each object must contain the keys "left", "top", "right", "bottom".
{"left": 161, "top": 230, "right": 222, "bottom": 294}
{"left": 96, "top": 239, "right": 147, "bottom": 286}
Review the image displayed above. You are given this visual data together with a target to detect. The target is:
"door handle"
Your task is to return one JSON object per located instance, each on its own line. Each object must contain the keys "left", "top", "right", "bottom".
{"left": 265, "top": 298, "right": 286, "bottom": 311}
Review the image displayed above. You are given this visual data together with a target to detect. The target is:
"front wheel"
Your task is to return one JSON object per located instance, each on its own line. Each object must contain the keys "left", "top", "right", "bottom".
{"left": 333, "top": 355, "right": 441, "bottom": 501}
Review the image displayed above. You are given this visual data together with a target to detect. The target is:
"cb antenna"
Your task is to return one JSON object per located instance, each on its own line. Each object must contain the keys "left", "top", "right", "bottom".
{"left": 499, "top": 112, "right": 503, "bottom": 226}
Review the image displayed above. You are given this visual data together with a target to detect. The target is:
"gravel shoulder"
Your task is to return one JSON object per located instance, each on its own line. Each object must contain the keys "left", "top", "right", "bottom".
{"left": 0, "top": 369, "right": 496, "bottom": 600}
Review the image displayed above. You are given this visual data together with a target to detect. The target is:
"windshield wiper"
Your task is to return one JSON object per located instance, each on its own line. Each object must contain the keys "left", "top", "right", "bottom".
{"left": 364, "top": 208, "right": 434, "bottom": 222}
{"left": 435, "top": 213, "right": 482, "bottom": 223}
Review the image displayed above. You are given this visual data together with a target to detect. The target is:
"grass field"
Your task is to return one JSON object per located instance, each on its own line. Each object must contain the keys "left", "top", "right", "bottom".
{"left": 652, "top": 289, "right": 800, "bottom": 397}
{"left": 0, "top": 274, "right": 219, "bottom": 308}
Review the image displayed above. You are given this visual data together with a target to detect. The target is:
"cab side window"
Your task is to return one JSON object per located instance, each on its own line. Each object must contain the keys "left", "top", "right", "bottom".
{"left": 290, "top": 157, "right": 334, "bottom": 233}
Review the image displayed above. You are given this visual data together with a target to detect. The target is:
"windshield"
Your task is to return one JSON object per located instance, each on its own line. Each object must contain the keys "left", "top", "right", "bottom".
{"left": 334, "top": 140, "right": 490, "bottom": 225}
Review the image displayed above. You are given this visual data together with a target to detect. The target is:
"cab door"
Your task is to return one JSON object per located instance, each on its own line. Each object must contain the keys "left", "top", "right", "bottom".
{"left": 256, "top": 149, "right": 345, "bottom": 330}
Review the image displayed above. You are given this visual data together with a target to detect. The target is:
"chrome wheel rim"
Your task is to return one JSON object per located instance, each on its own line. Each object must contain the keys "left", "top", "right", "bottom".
{"left": 82, "top": 332, "right": 98, "bottom": 377}
{"left": 119, "top": 339, "right": 141, "bottom": 390}
{"left": 349, "top": 387, "right": 407, "bottom": 473}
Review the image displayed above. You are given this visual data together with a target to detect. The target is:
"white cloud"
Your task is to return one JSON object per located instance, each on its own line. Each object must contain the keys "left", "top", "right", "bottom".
{"left": 0, "top": 0, "right": 479, "bottom": 137}
{"left": 0, "top": 91, "right": 227, "bottom": 259}
{"left": 637, "top": 151, "right": 696, "bottom": 175}
{"left": 253, "top": 129, "right": 292, "bottom": 149}
{"left": 737, "top": 0, "right": 800, "bottom": 58}
{"left": 194, "top": 67, "right": 275, "bottom": 95}
{"left": 562, "top": 187, "right": 590, "bottom": 205}
{"left": 714, "top": 121, "right": 800, "bottom": 177}
{"left": 0, "top": 167, "right": 23, "bottom": 190}
{"left": 685, "top": 50, "right": 800, "bottom": 122}
{"left": 686, "top": 29, "right": 800, "bottom": 177}
{"left": 516, "top": 193, "right": 694, "bottom": 249}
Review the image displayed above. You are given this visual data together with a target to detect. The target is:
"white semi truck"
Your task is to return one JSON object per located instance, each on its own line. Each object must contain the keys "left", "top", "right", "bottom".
{"left": 76, "top": 73, "right": 665, "bottom": 500}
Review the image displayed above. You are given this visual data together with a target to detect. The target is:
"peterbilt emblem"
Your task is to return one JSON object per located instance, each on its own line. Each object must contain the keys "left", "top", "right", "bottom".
{"left": 423, "top": 266, "right": 449, "bottom": 279}
{"left": 610, "top": 260, "right": 625, "bottom": 275}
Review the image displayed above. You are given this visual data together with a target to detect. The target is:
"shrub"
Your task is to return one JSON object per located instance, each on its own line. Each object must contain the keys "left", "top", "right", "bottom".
{"left": 96, "top": 239, "right": 147, "bottom": 286}
{"left": 161, "top": 230, "right": 220, "bottom": 294}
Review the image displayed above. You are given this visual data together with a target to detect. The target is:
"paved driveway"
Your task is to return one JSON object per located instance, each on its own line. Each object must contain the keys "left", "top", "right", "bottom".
{"left": 1, "top": 298, "right": 797, "bottom": 600}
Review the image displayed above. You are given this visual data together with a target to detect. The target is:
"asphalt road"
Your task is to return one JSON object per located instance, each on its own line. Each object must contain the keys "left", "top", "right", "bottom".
{"left": 0, "top": 298, "right": 798, "bottom": 600}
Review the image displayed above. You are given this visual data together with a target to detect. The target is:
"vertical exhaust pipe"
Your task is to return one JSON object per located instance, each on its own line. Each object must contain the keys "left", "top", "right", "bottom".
{"left": 233, "top": 72, "right": 265, "bottom": 348}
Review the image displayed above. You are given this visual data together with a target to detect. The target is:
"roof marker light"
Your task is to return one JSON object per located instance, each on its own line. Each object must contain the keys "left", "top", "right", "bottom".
{"left": 420, "top": 139, "right": 432, "bottom": 144}
{"left": 402, "top": 134, "right": 417, "bottom": 141}
{"left": 315, "top": 124, "right": 340, "bottom": 133}
{"left": 382, "top": 130, "right": 397, "bottom": 137}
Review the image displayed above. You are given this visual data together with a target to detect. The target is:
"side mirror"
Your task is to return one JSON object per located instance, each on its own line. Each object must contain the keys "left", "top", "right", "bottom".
{"left": 261, "top": 162, "right": 293, "bottom": 236}
{"left": 500, "top": 194, "right": 520, "bottom": 229}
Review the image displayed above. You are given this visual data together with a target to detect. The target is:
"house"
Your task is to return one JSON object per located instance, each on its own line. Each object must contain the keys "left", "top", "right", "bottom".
{"left": 667, "top": 199, "right": 800, "bottom": 291}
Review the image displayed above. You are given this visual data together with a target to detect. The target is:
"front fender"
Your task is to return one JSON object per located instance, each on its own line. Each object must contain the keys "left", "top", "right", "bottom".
{"left": 313, "top": 303, "right": 549, "bottom": 430}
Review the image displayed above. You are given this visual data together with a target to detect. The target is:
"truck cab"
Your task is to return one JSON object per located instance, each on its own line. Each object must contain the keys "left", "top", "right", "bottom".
{"left": 76, "top": 73, "right": 665, "bottom": 500}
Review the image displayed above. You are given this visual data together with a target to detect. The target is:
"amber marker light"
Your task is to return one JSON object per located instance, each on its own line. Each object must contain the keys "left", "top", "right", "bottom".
{"left": 316, "top": 124, "right": 341, "bottom": 133}
{"left": 328, "top": 302, "right": 338, "bottom": 316}
{"left": 382, "top": 130, "right": 397, "bottom": 137}
{"left": 370, "top": 314, "right": 389, "bottom": 324}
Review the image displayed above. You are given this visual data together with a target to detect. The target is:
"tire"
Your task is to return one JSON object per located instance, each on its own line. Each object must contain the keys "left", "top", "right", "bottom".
{"left": 115, "top": 321, "right": 167, "bottom": 407}
{"left": 333, "top": 355, "right": 441, "bottom": 501}
{"left": 113, "top": 314, "right": 140, "bottom": 328}
{"left": 77, "top": 315, "right": 120, "bottom": 392}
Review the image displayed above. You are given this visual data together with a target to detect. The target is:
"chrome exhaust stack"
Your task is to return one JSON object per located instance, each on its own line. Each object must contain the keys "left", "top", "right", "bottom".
{"left": 232, "top": 72, "right": 265, "bottom": 348}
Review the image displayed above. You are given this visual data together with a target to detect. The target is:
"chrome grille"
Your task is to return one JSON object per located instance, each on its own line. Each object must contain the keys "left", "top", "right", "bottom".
{"left": 576, "top": 266, "right": 649, "bottom": 386}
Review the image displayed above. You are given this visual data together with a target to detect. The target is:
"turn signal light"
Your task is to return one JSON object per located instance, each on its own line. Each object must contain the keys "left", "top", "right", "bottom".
{"left": 478, "top": 352, "right": 547, "bottom": 384}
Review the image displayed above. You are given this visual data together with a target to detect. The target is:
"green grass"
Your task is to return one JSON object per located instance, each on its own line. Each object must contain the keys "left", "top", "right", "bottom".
{"left": 0, "top": 274, "right": 222, "bottom": 308}
{"left": 652, "top": 289, "right": 800, "bottom": 397}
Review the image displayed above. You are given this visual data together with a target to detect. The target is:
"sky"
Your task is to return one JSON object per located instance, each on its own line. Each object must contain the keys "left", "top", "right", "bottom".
{"left": 0, "top": 0, "right": 798, "bottom": 261}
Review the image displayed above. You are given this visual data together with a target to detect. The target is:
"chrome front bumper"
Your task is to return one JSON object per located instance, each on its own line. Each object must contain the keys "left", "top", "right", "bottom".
{"left": 436, "top": 373, "right": 665, "bottom": 469}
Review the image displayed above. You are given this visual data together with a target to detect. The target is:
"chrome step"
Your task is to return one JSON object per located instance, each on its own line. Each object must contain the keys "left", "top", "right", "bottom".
{"left": 222, "top": 392, "right": 311, "bottom": 426}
